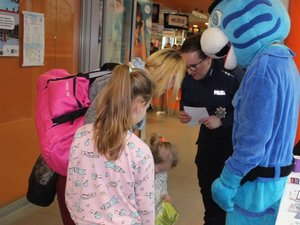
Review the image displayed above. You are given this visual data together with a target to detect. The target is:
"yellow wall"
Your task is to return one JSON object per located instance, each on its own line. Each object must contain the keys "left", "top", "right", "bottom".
{"left": 0, "top": 0, "right": 80, "bottom": 207}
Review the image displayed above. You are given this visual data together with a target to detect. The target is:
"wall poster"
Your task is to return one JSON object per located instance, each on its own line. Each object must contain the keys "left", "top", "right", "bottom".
{"left": 132, "top": 0, "right": 152, "bottom": 61}
{"left": 0, "top": 0, "right": 19, "bottom": 57}
{"left": 101, "top": 0, "right": 133, "bottom": 65}
{"left": 22, "top": 11, "right": 44, "bottom": 66}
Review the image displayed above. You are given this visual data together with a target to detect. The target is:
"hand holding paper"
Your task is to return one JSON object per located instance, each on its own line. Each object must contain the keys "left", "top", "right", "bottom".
{"left": 183, "top": 106, "right": 209, "bottom": 126}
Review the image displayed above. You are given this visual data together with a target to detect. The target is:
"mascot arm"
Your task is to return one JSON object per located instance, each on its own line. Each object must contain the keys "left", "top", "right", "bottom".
{"left": 221, "top": 77, "right": 240, "bottom": 128}
{"left": 227, "top": 58, "right": 277, "bottom": 176}
{"left": 212, "top": 166, "right": 243, "bottom": 212}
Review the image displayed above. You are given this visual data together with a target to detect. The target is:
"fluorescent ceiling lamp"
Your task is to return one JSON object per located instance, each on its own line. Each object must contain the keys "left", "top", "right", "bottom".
{"left": 192, "top": 10, "right": 208, "bottom": 20}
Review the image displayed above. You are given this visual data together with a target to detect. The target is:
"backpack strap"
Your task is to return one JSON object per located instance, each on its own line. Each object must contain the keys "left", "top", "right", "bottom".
{"left": 52, "top": 107, "right": 88, "bottom": 125}
{"left": 240, "top": 163, "right": 294, "bottom": 185}
{"left": 88, "top": 70, "right": 112, "bottom": 79}
{"left": 77, "top": 70, "right": 112, "bottom": 84}
{"left": 50, "top": 67, "right": 118, "bottom": 126}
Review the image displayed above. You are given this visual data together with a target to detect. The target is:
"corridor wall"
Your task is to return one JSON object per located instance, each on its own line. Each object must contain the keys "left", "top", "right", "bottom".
{"left": 0, "top": 0, "right": 80, "bottom": 208}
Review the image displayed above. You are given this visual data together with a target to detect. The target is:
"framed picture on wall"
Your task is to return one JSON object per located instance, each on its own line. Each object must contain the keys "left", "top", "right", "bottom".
{"left": 0, "top": 0, "right": 19, "bottom": 57}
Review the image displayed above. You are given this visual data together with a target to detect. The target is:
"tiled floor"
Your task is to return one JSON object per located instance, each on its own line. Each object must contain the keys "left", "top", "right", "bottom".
{"left": 0, "top": 112, "right": 204, "bottom": 225}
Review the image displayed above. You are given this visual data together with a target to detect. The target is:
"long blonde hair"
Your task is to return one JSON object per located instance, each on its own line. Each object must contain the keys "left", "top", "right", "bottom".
{"left": 93, "top": 64, "right": 153, "bottom": 161}
{"left": 145, "top": 48, "right": 186, "bottom": 98}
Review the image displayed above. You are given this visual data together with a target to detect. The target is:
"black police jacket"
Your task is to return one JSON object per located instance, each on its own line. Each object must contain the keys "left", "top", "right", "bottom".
{"left": 180, "top": 59, "right": 243, "bottom": 142}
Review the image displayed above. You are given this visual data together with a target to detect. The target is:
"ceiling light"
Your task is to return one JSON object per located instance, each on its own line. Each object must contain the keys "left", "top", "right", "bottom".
{"left": 192, "top": 10, "right": 208, "bottom": 20}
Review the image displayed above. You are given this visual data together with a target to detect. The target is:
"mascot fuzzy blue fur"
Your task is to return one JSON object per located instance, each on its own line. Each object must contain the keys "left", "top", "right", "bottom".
{"left": 201, "top": 0, "right": 300, "bottom": 224}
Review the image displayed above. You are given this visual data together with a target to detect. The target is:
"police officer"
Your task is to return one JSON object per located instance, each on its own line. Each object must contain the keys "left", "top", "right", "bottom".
{"left": 178, "top": 34, "right": 243, "bottom": 225}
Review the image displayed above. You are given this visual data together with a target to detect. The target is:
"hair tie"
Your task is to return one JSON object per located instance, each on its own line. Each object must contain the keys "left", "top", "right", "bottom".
{"left": 129, "top": 57, "right": 145, "bottom": 69}
{"left": 161, "top": 137, "right": 167, "bottom": 142}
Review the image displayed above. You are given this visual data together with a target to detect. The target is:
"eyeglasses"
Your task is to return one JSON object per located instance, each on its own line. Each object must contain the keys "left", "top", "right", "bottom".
{"left": 186, "top": 59, "right": 204, "bottom": 72}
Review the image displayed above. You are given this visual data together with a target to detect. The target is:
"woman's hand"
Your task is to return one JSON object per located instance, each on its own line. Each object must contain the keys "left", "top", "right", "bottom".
{"left": 199, "top": 115, "right": 222, "bottom": 129}
{"left": 178, "top": 111, "right": 191, "bottom": 124}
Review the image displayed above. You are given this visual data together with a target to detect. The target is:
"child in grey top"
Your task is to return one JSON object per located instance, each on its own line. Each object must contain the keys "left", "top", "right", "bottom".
{"left": 85, "top": 61, "right": 146, "bottom": 131}
{"left": 149, "top": 133, "right": 178, "bottom": 216}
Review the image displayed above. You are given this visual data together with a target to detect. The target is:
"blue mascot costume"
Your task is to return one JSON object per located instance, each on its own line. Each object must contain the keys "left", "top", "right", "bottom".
{"left": 201, "top": 0, "right": 300, "bottom": 224}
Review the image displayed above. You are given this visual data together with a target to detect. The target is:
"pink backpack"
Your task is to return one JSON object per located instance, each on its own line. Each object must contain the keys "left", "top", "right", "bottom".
{"left": 35, "top": 68, "right": 112, "bottom": 176}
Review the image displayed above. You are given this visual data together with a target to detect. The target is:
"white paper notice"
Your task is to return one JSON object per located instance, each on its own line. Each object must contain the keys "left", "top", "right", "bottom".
{"left": 22, "top": 11, "right": 44, "bottom": 66}
{"left": 184, "top": 106, "right": 209, "bottom": 126}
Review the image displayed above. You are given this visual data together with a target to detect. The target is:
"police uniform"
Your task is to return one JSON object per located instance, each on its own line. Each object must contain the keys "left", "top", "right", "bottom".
{"left": 180, "top": 59, "right": 242, "bottom": 225}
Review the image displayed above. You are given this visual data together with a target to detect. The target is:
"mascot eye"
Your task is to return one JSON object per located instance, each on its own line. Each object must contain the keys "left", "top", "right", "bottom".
{"left": 210, "top": 10, "right": 222, "bottom": 28}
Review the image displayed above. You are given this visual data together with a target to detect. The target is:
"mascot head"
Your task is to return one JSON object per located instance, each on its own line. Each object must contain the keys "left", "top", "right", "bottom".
{"left": 201, "top": 0, "right": 291, "bottom": 69}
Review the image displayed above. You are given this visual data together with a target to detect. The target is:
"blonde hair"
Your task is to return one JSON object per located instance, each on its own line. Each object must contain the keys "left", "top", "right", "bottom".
{"left": 93, "top": 64, "right": 153, "bottom": 161}
{"left": 150, "top": 133, "right": 178, "bottom": 168}
{"left": 145, "top": 48, "right": 186, "bottom": 98}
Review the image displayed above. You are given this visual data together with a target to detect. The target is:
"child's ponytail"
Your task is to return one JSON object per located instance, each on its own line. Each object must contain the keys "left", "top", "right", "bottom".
{"left": 93, "top": 64, "right": 153, "bottom": 160}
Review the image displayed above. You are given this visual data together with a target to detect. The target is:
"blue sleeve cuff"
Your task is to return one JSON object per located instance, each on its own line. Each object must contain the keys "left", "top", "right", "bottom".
{"left": 220, "top": 166, "right": 243, "bottom": 188}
